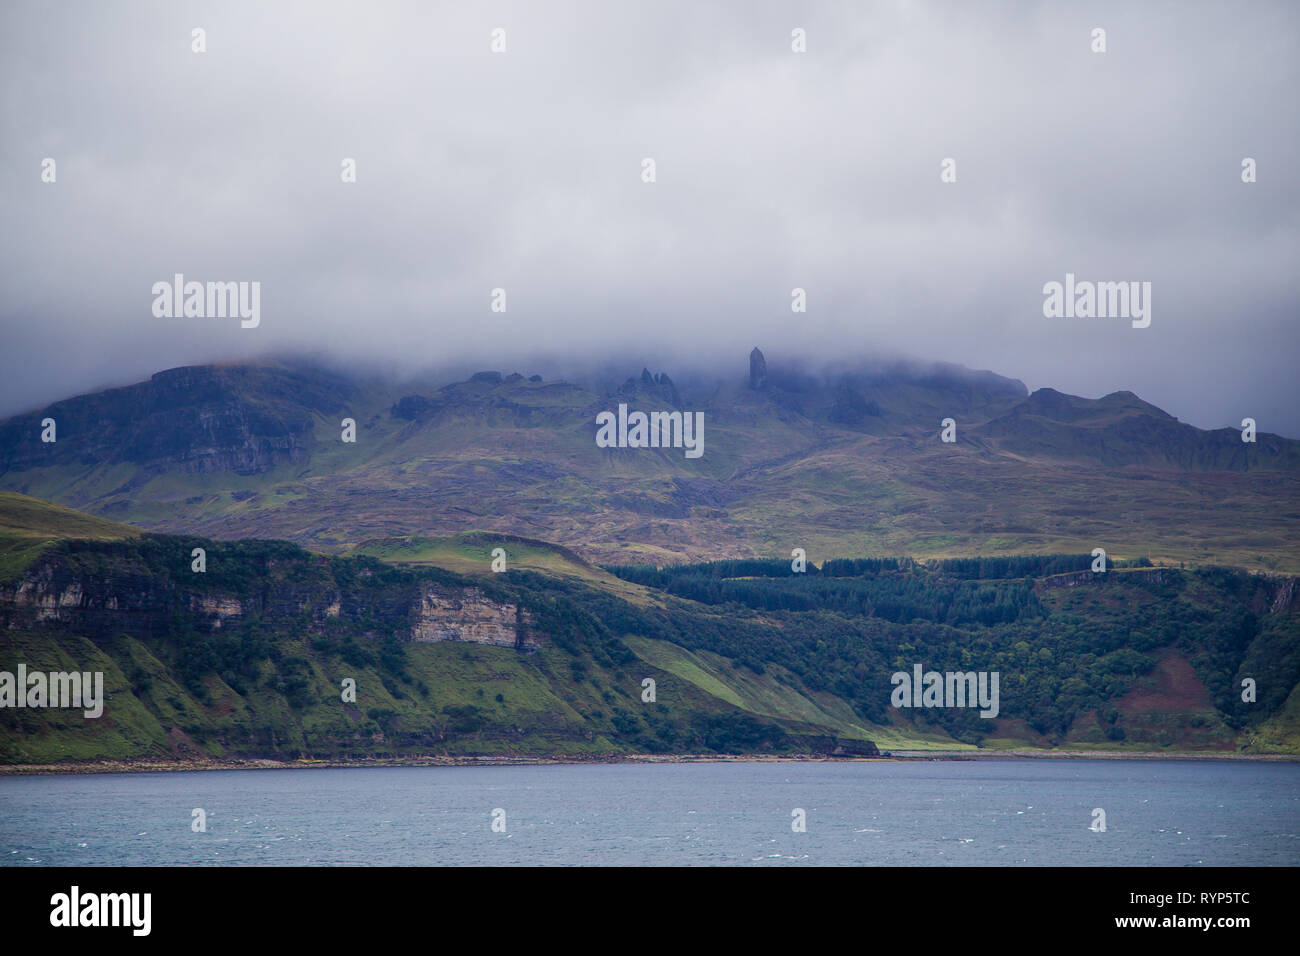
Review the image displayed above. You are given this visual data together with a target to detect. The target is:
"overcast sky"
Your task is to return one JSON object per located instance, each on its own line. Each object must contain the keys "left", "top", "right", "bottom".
{"left": 2, "top": 0, "right": 1297, "bottom": 435}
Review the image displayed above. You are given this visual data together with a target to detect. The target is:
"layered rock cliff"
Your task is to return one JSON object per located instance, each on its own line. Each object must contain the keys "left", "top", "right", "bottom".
{"left": 0, "top": 536, "right": 541, "bottom": 652}
{"left": 411, "top": 584, "right": 537, "bottom": 650}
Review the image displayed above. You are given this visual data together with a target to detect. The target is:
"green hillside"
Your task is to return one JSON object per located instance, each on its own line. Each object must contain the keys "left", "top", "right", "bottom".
{"left": 0, "top": 491, "right": 140, "bottom": 583}
{"left": 349, "top": 532, "right": 654, "bottom": 605}
{"left": 2, "top": 497, "right": 1297, "bottom": 765}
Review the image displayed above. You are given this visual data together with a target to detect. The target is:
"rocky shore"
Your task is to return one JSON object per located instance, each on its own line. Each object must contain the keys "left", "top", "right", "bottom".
{"left": 3, "top": 748, "right": 1295, "bottom": 776}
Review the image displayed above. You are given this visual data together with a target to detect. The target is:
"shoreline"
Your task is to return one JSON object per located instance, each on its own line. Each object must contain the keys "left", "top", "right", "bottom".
{"left": 3, "top": 749, "right": 1297, "bottom": 776}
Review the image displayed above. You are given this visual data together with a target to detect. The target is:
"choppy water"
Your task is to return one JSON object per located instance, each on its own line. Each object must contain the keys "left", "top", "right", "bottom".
{"left": 2, "top": 759, "right": 1296, "bottom": 866}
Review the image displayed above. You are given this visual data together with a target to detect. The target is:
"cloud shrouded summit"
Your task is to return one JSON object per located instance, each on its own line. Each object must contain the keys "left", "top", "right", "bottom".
{"left": 1, "top": 0, "right": 1297, "bottom": 434}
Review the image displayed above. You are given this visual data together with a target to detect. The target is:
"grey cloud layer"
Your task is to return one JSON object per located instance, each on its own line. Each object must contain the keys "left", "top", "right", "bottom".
{"left": 2, "top": 0, "right": 1297, "bottom": 434}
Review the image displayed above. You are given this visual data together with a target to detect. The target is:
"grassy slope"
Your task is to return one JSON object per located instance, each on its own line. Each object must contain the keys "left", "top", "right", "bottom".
{"left": 349, "top": 533, "right": 657, "bottom": 606}
{"left": 0, "top": 492, "right": 140, "bottom": 583}
{"left": 1, "top": 628, "right": 861, "bottom": 763}
{"left": 621, "top": 635, "right": 962, "bottom": 750}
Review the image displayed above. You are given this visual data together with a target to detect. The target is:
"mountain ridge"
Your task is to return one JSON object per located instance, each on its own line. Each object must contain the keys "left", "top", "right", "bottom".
{"left": 1, "top": 352, "right": 1296, "bottom": 570}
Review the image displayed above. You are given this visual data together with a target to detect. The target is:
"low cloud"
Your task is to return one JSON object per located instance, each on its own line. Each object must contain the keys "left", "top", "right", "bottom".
{"left": 2, "top": 0, "right": 1297, "bottom": 434}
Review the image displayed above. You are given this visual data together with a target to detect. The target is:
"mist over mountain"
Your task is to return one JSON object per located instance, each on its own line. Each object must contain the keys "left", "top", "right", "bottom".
{"left": 3, "top": 2, "right": 1299, "bottom": 439}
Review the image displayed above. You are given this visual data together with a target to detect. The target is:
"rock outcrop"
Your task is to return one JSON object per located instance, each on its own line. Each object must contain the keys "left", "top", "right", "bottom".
{"left": 749, "top": 347, "right": 767, "bottom": 390}
{"left": 1037, "top": 568, "right": 1173, "bottom": 590}
{"left": 411, "top": 584, "right": 539, "bottom": 650}
{"left": 616, "top": 368, "right": 681, "bottom": 406}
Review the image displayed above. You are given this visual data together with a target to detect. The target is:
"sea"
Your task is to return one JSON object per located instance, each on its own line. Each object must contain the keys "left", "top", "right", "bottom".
{"left": 2, "top": 759, "right": 1296, "bottom": 866}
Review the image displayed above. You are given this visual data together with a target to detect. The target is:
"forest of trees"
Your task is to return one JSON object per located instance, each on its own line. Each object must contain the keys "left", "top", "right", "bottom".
{"left": 595, "top": 556, "right": 1290, "bottom": 744}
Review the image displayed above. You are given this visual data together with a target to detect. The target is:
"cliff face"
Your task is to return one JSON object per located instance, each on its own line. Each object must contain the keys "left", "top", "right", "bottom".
{"left": 1, "top": 552, "right": 176, "bottom": 639}
{"left": 411, "top": 584, "right": 538, "bottom": 650}
{"left": 0, "top": 539, "right": 542, "bottom": 651}
{"left": 1037, "top": 568, "right": 1174, "bottom": 590}
{"left": 0, "top": 364, "right": 351, "bottom": 477}
{"left": 1269, "top": 577, "right": 1296, "bottom": 613}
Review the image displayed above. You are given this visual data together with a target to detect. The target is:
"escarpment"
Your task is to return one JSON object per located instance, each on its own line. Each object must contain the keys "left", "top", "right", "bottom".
{"left": 0, "top": 537, "right": 541, "bottom": 651}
